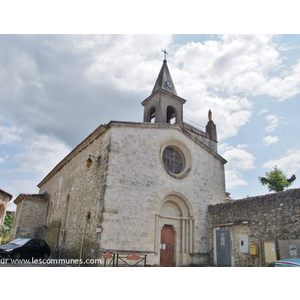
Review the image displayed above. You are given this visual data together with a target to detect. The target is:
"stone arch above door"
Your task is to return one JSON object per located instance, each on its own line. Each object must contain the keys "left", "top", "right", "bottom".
{"left": 160, "top": 194, "right": 192, "bottom": 218}
{"left": 161, "top": 201, "right": 181, "bottom": 217}
{"left": 153, "top": 186, "right": 194, "bottom": 218}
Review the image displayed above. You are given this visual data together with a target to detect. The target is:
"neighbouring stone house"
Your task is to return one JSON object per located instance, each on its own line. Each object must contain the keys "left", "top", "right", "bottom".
{"left": 10, "top": 59, "right": 227, "bottom": 266}
{"left": 208, "top": 188, "right": 300, "bottom": 267}
{"left": 0, "top": 189, "right": 12, "bottom": 226}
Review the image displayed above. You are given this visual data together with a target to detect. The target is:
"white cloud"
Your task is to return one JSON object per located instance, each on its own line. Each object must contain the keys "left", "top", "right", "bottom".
{"left": 183, "top": 94, "right": 252, "bottom": 141}
{"left": 223, "top": 148, "right": 256, "bottom": 170}
{"left": 224, "top": 169, "right": 249, "bottom": 188}
{"left": 263, "top": 148, "right": 300, "bottom": 174}
{"left": 0, "top": 125, "right": 22, "bottom": 145}
{"left": 13, "top": 133, "right": 70, "bottom": 177}
{"left": 0, "top": 35, "right": 176, "bottom": 147}
{"left": 1, "top": 34, "right": 298, "bottom": 148}
{"left": 174, "top": 35, "right": 300, "bottom": 102}
{"left": 219, "top": 143, "right": 248, "bottom": 152}
{"left": 257, "top": 109, "right": 268, "bottom": 115}
{"left": 5, "top": 179, "right": 40, "bottom": 210}
{"left": 83, "top": 35, "right": 255, "bottom": 142}
{"left": 175, "top": 36, "right": 277, "bottom": 90}
{"left": 220, "top": 144, "right": 256, "bottom": 189}
{"left": 265, "top": 115, "right": 279, "bottom": 133}
{"left": 0, "top": 51, "right": 43, "bottom": 99}
{"left": 86, "top": 34, "right": 174, "bottom": 92}
{"left": 263, "top": 135, "right": 279, "bottom": 145}
{"left": 0, "top": 154, "right": 9, "bottom": 164}
{"left": 279, "top": 43, "right": 295, "bottom": 52}
{"left": 172, "top": 34, "right": 299, "bottom": 141}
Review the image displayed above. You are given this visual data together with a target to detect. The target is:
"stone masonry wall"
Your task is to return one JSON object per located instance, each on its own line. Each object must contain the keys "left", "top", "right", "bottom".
{"left": 208, "top": 188, "right": 300, "bottom": 266}
{"left": 12, "top": 196, "right": 48, "bottom": 239}
{"left": 101, "top": 122, "right": 226, "bottom": 265}
{"left": 37, "top": 125, "right": 110, "bottom": 262}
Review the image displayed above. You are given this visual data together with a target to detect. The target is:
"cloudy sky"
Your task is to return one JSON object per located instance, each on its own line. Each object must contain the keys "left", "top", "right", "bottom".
{"left": 1, "top": 34, "right": 300, "bottom": 210}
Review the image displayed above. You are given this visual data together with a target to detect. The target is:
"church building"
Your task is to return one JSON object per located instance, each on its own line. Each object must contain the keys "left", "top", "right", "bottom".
{"left": 11, "top": 58, "right": 227, "bottom": 266}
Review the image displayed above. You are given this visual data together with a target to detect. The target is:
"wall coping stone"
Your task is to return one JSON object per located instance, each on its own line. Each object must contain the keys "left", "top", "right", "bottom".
{"left": 14, "top": 193, "right": 49, "bottom": 205}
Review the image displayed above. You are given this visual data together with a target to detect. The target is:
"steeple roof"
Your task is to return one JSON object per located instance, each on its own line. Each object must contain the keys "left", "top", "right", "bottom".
{"left": 151, "top": 60, "right": 177, "bottom": 95}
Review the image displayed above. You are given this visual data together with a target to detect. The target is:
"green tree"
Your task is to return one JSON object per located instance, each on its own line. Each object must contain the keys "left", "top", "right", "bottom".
{"left": 258, "top": 165, "right": 296, "bottom": 192}
{"left": 0, "top": 214, "right": 14, "bottom": 244}
{"left": 4, "top": 214, "right": 14, "bottom": 230}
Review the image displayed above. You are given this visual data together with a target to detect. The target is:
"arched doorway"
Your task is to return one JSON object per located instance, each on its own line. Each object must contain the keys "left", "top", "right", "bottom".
{"left": 155, "top": 193, "right": 194, "bottom": 267}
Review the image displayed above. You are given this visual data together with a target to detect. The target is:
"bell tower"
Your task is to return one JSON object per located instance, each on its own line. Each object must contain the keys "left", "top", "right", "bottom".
{"left": 141, "top": 55, "right": 186, "bottom": 126}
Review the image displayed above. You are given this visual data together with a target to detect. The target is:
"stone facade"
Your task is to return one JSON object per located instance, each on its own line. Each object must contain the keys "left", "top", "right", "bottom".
{"left": 0, "top": 189, "right": 12, "bottom": 226}
{"left": 99, "top": 122, "right": 226, "bottom": 266}
{"left": 11, "top": 120, "right": 227, "bottom": 266}
{"left": 11, "top": 59, "right": 228, "bottom": 266}
{"left": 208, "top": 188, "right": 300, "bottom": 266}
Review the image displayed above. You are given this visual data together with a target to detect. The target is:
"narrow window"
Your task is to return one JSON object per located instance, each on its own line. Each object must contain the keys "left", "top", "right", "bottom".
{"left": 167, "top": 106, "right": 176, "bottom": 124}
{"left": 149, "top": 107, "right": 156, "bottom": 123}
{"left": 46, "top": 202, "right": 53, "bottom": 225}
{"left": 63, "top": 195, "right": 70, "bottom": 227}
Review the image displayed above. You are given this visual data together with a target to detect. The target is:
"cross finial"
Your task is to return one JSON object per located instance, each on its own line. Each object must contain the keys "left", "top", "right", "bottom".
{"left": 162, "top": 49, "right": 168, "bottom": 61}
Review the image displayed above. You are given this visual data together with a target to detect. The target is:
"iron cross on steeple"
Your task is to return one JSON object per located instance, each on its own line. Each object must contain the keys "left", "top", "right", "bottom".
{"left": 162, "top": 49, "right": 168, "bottom": 61}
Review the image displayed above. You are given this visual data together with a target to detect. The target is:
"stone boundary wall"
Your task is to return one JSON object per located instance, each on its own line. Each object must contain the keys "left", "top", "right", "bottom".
{"left": 10, "top": 194, "right": 49, "bottom": 240}
{"left": 208, "top": 188, "right": 300, "bottom": 266}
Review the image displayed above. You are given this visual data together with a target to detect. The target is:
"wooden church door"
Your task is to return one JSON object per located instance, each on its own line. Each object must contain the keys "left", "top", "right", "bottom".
{"left": 160, "top": 225, "right": 175, "bottom": 267}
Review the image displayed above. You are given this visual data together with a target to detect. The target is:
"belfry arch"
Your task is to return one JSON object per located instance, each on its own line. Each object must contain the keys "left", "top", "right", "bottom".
{"left": 166, "top": 106, "right": 177, "bottom": 124}
{"left": 148, "top": 106, "right": 156, "bottom": 123}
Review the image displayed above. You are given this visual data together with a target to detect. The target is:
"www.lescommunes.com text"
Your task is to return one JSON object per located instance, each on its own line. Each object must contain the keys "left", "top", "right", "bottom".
{"left": 0, "top": 258, "right": 102, "bottom": 265}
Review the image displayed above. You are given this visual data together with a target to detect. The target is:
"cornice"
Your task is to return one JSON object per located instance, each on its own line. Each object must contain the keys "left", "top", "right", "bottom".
{"left": 141, "top": 89, "right": 186, "bottom": 106}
